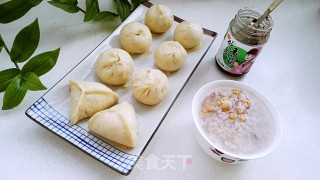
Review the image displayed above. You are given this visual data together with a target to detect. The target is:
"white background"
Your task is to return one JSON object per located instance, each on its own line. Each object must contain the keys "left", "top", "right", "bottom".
{"left": 1, "top": 0, "right": 319, "bottom": 179}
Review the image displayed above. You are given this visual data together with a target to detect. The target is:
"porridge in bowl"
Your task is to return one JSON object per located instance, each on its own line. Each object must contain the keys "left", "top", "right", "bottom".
{"left": 199, "top": 87, "right": 275, "bottom": 156}
{"left": 192, "top": 80, "right": 282, "bottom": 163}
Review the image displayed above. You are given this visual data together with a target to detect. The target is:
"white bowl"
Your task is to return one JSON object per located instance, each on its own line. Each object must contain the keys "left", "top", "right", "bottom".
{"left": 192, "top": 80, "right": 282, "bottom": 163}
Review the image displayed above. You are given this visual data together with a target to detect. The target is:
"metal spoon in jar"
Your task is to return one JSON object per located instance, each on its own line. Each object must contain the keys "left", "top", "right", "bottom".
{"left": 253, "top": 0, "right": 284, "bottom": 28}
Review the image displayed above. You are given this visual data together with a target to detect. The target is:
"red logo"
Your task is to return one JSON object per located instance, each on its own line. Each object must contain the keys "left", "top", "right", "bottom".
{"left": 227, "top": 34, "right": 231, "bottom": 40}
{"left": 186, "top": 158, "right": 192, "bottom": 164}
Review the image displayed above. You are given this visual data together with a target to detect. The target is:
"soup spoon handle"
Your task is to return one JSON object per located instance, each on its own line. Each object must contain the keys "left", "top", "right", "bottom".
{"left": 254, "top": 0, "right": 283, "bottom": 27}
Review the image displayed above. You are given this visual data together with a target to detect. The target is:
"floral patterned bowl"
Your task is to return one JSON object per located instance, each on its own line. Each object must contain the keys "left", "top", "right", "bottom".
{"left": 192, "top": 80, "right": 282, "bottom": 163}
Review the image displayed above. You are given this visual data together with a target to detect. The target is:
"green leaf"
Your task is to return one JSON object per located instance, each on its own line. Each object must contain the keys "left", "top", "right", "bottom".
{"left": 21, "top": 48, "right": 60, "bottom": 77}
{"left": 84, "top": 0, "right": 99, "bottom": 22}
{"left": 94, "top": 11, "right": 118, "bottom": 22}
{"left": 22, "top": 72, "right": 47, "bottom": 91}
{"left": 0, "top": 0, "right": 43, "bottom": 24}
{"left": 0, "top": 34, "right": 4, "bottom": 53}
{"left": 48, "top": 0, "right": 80, "bottom": 13}
{"left": 131, "top": 0, "right": 141, "bottom": 10}
{"left": 10, "top": 19, "right": 40, "bottom": 63}
{"left": 0, "top": 68, "right": 21, "bottom": 92}
{"left": 2, "top": 75, "right": 27, "bottom": 110}
{"left": 114, "top": 0, "right": 131, "bottom": 22}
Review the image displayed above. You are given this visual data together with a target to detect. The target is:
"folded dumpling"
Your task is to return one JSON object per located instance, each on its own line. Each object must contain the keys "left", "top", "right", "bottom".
{"left": 88, "top": 101, "right": 137, "bottom": 148}
{"left": 69, "top": 80, "right": 119, "bottom": 125}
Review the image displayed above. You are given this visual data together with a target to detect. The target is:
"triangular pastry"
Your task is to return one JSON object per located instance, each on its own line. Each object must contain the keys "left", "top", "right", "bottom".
{"left": 69, "top": 80, "right": 119, "bottom": 125}
{"left": 88, "top": 101, "right": 137, "bottom": 148}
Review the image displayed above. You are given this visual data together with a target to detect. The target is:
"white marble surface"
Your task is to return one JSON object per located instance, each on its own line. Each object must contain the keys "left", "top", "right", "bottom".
{"left": 1, "top": 0, "right": 319, "bottom": 179}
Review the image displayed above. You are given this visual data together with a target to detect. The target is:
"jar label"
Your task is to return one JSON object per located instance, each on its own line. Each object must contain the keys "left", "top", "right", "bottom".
{"left": 215, "top": 28, "right": 264, "bottom": 75}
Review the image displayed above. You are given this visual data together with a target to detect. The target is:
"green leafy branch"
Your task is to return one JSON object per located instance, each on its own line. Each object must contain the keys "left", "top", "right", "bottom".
{"left": 48, "top": 0, "right": 149, "bottom": 22}
{"left": 0, "top": 19, "right": 60, "bottom": 110}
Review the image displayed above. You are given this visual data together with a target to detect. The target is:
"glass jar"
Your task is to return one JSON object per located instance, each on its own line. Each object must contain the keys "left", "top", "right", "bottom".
{"left": 215, "top": 6, "right": 274, "bottom": 75}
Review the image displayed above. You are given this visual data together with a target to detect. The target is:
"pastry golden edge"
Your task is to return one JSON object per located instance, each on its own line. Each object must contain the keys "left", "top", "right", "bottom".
{"left": 69, "top": 79, "right": 119, "bottom": 125}
{"left": 88, "top": 101, "right": 138, "bottom": 148}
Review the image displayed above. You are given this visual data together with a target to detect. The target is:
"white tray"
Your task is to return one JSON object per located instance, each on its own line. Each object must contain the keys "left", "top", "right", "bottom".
{"left": 25, "top": 2, "right": 217, "bottom": 175}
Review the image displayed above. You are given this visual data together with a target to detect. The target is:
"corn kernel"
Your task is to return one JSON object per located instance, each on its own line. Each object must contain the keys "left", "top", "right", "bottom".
{"left": 216, "top": 101, "right": 222, "bottom": 106}
{"left": 239, "top": 115, "right": 247, "bottom": 123}
{"left": 229, "top": 113, "right": 236, "bottom": 120}
{"left": 236, "top": 108, "right": 243, "bottom": 115}
{"left": 221, "top": 104, "right": 229, "bottom": 112}
{"left": 222, "top": 96, "right": 229, "bottom": 101}
{"left": 242, "top": 99, "right": 251, "bottom": 104}
{"left": 207, "top": 107, "right": 214, "bottom": 112}
{"left": 232, "top": 90, "right": 240, "bottom": 95}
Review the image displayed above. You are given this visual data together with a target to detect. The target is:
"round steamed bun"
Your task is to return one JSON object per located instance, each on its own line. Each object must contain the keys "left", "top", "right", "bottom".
{"left": 174, "top": 20, "right": 203, "bottom": 49}
{"left": 119, "top": 22, "right": 152, "bottom": 54}
{"left": 132, "top": 68, "right": 169, "bottom": 105}
{"left": 95, "top": 48, "right": 134, "bottom": 85}
{"left": 145, "top": 4, "right": 174, "bottom": 33}
{"left": 154, "top": 41, "right": 187, "bottom": 72}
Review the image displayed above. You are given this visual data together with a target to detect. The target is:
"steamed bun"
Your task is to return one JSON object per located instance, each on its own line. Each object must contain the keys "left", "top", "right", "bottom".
{"left": 88, "top": 101, "right": 137, "bottom": 148}
{"left": 174, "top": 20, "right": 203, "bottom": 49}
{"left": 154, "top": 41, "right": 187, "bottom": 72}
{"left": 69, "top": 80, "right": 119, "bottom": 125}
{"left": 145, "top": 4, "right": 174, "bottom": 33}
{"left": 119, "top": 22, "right": 152, "bottom": 54}
{"left": 132, "top": 68, "right": 169, "bottom": 105}
{"left": 95, "top": 48, "right": 134, "bottom": 85}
